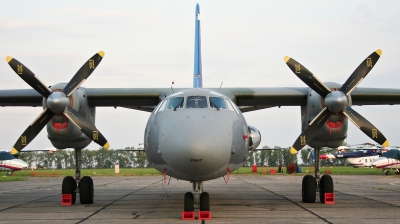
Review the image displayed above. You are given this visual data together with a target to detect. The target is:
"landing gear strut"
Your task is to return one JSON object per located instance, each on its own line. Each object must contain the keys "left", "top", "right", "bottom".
{"left": 61, "top": 148, "right": 94, "bottom": 204}
{"left": 183, "top": 181, "right": 210, "bottom": 212}
{"left": 301, "top": 147, "right": 334, "bottom": 203}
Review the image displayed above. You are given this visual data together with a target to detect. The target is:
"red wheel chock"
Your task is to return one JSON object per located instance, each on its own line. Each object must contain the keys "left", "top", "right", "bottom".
{"left": 324, "top": 193, "right": 335, "bottom": 204}
{"left": 61, "top": 194, "right": 72, "bottom": 206}
{"left": 198, "top": 211, "right": 211, "bottom": 220}
{"left": 181, "top": 211, "right": 195, "bottom": 220}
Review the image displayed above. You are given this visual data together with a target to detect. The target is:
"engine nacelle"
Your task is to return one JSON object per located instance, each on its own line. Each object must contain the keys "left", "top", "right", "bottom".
{"left": 248, "top": 125, "right": 261, "bottom": 150}
{"left": 43, "top": 83, "right": 95, "bottom": 149}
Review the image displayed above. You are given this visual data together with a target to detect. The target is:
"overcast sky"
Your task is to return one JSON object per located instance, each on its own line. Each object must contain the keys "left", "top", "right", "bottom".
{"left": 1, "top": 1, "right": 400, "bottom": 151}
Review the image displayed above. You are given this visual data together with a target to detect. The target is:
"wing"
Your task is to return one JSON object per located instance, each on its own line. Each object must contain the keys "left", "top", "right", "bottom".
{"left": 2, "top": 87, "right": 400, "bottom": 112}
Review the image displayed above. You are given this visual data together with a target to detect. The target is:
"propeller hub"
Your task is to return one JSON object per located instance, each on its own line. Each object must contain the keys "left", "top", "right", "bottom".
{"left": 47, "top": 92, "right": 69, "bottom": 113}
{"left": 324, "top": 91, "right": 347, "bottom": 113}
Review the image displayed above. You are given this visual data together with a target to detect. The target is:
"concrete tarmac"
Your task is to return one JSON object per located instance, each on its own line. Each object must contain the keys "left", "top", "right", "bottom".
{"left": 0, "top": 174, "right": 399, "bottom": 224}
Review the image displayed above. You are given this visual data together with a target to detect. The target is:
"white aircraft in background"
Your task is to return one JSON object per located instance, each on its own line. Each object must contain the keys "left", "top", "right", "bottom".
{"left": 0, "top": 151, "right": 28, "bottom": 175}
{"left": 367, "top": 148, "right": 400, "bottom": 175}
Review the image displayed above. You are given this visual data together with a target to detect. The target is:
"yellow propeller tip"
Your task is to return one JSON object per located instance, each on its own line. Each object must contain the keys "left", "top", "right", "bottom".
{"left": 98, "top": 51, "right": 105, "bottom": 57}
{"left": 11, "top": 147, "right": 19, "bottom": 155}
{"left": 375, "top": 49, "right": 382, "bottom": 56}
{"left": 103, "top": 142, "right": 110, "bottom": 149}
{"left": 6, "top": 56, "right": 13, "bottom": 63}
{"left": 284, "top": 56, "right": 291, "bottom": 63}
{"left": 382, "top": 140, "right": 389, "bottom": 147}
{"left": 290, "top": 147, "right": 298, "bottom": 154}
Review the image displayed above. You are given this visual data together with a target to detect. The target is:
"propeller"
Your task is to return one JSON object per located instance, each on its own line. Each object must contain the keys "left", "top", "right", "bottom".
{"left": 6, "top": 51, "right": 109, "bottom": 154}
{"left": 285, "top": 49, "right": 389, "bottom": 154}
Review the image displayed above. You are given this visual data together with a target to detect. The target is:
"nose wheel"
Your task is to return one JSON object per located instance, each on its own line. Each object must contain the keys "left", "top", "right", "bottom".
{"left": 183, "top": 182, "right": 211, "bottom": 219}
{"left": 302, "top": 148, "right": 334, "bottom": 203}
{"left": 61, "top": 149, "right": 94, "bottom": 205}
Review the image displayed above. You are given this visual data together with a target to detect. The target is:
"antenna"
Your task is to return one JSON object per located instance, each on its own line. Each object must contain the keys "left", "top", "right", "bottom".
{"left": 170, "top": 85, "right": 174, "bottom": 93}
{"left": 218, "top": 81, "right": 224, "bottom": 92}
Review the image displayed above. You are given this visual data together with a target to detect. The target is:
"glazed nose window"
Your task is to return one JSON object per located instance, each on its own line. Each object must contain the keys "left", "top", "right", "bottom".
{"left": 186, "top": 96, "right": 207, "bottom": 108}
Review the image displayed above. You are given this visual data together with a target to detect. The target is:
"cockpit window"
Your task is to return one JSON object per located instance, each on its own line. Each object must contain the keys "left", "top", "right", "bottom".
{"left": 167, "top": 97, "right": 184, "bottom": 110}
{"left": 210, "top": 97, "right": 227, "bottom": 109}
{"left": 186, "top": 96, "right": 208, "bottom": 108}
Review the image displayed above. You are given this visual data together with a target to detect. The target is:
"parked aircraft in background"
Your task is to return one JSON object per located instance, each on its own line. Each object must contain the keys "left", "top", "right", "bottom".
{"left": 2, "top": 4, "right": 400, "bottom": 216}
{"left": 367, "top": 148, "right": 400, "bottom": 175}
{"left": 319, "top": 143, "right": 387, "bottom": 167}
{"left": 0, "top": 151, "right": 28, "bottom": 175}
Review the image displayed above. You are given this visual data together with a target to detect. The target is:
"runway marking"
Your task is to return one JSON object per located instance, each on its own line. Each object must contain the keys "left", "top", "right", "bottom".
{"left": 76, "top": 178, "right": 161, "bottom": 223}
{"left": 237, "top": 177, "right": 333, "bottom": 224}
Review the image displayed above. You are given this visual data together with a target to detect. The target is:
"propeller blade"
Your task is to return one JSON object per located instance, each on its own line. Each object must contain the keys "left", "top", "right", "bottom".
{"left": 340, "top": 49, "right": 382, "bottom": 95}
{"left": 63, "top": 51, "right": 105, "bottom": 97}
{"left": 284, "top": 56, "right": 331, "bottom": 98}
{"left": 11, "top": 108, "right": 54, "bottom": 154}
{"left": 63, "top": 107, "right": 109, "bottom": 149}
{"left": 290, "top": 107, "right": 332, "bottom": 154}
{"left": 307, "top": 151, "right": 311, "bottom": 160}
{"left": 6, "top": 56, "right": 52, "bottom": 98}
{"left": 342, "top": 106, "right": 389, "bottom": 147}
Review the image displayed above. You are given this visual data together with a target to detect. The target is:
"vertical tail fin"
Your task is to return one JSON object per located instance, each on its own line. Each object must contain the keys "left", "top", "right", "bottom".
{"left": 193, "top": 3, "right": 202, "bottom": 88}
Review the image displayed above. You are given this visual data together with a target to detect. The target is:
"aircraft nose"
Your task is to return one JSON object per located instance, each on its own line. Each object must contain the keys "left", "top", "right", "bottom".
{"left": 160, "top": 112, "right": 233, "bottom": 178}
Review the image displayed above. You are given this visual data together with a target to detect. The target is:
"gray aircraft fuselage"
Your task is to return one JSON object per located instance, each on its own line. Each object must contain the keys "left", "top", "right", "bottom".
{"left": 145, "top": 88, "right": 256, "bottom": 182}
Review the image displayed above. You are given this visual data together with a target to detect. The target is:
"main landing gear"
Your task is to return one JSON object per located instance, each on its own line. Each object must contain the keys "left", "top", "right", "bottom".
{"left": 183, "top": 181, "right": 210, "bottom": 216}
{"left": 61, "top": 148, "right": 94, "bottom": 204}
{"left": 302, "top": 148, "right": 334, "bottom": 203}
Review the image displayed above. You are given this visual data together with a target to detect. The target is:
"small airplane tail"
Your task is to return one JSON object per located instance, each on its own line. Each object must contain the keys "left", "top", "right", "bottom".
{"left": 193, "top": 3, "right": 202, "bottom": 88}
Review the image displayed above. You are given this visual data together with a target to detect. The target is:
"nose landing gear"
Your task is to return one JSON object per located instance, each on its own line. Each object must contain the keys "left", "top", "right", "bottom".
{"left": 301, "top": 148, "right": 334, "bottom": 203}
{"left": 61, "top": 148, "right": 94, "bottom": 204}
{"left": 183, "top": 181, "right": 211, "bottom": 220}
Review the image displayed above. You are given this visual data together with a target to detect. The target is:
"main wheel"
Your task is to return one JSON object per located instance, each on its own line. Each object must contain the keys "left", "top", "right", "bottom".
{"left": 184, "top": 192, "right": 194, "bottom": 211}
{"left": 79, "top": 176, "right": 94, "bottom": 204}
{"left": 319, "top": 175, "right": 334, "bottom": 203}
{"left": 302, "top": 175, "right": 316, "bottom": 203}
{"left": 200, "top": 192, "right": 210, "bottom": 211}
{"left": 385, "top": 170, "right": 390, "bottom": 175}
{"left": 62, "top": 176, "right": 76, "bottom": 204}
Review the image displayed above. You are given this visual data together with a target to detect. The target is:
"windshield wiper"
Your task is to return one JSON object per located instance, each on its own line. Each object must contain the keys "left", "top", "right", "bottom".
{"left": 210, "top": 101, "right": 220, "bottom": 111}
{"left": 173, "top": 98, "right": 184, "bottom": 111}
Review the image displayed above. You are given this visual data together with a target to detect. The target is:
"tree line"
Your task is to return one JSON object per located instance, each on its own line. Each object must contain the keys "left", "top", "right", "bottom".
{"left": 18, "top": 145, "right": 347, "bottom": 169}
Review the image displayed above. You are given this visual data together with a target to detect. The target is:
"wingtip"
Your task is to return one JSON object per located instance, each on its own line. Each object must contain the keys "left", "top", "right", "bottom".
{"left": 284, "top": 56, "right": 291, "bottom": 63}
{"left": 6, "top": 56, "right": 13, "bottom": 63}
{"left": 98, "top": 51, "right": 105, "bottom": 58}
{"left": 290, "top": 147, "right": 298, "bottom": 154}
{"left": 103, "top": 142, "right": 110, "bottom": 149}
{"left": 375, "top": 49, "right": 382, "bottom": 56}
{"left": 382, "top": 140, "right": 389, "bottom": 147}
{"left": 11, "top": 147, "right": 19, "bottom": 155}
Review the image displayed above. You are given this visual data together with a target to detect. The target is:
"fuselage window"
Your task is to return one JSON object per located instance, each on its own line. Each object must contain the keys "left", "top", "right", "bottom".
{"left": 225, "top": 99, "right": 235, "bottom": 111}
{"left": 210, "top": 97, "right": 227, "bottom": 109}
{"left": 153, "top": 100, "right": 167, "bottom": 114}
{"left": 227, "top": 99, "right": 241, "bottom": 114}
{"left": 167, "top": 97, "right": 184, "bottom": 110}
{"left": 156, "top": 100, "right": 168, "bottom": 113}
{"left": 187, "top": 96, "right": 208, "bottom": 108}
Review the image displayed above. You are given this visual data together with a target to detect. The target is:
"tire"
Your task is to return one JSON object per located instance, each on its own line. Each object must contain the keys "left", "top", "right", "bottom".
{"left": 62, "top": 176, "right": 76, "bottom": 205}
{"left": 200, "top": 192, "right": 210, "bottom": 211}
{"left": 302, "top": 175, "right": 316, "bottom": 203}
{"left": 184, "top": 192, "right": 194, "bottom": 211}
{"left": 385, "top": 170, "right": 390, "bottom": 175}
{"left": 319, "top": 175, "right": 334, "bottom": 203}
{"left": 79, "top": 176, "right": 94, "bottom": 204}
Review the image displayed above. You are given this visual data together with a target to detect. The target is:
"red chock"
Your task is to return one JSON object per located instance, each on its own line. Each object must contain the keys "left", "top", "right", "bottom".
{"left": 324, "top": 193, "right": 335, "bottom": 204}
{"left": 182, "top": 211, "right": 195, "bottom": 220}
{"left": 198, "top": 211, "right": 211, "bottom": 220}
{"left": 61, "top": 194, "right": 72, "bottom": 206}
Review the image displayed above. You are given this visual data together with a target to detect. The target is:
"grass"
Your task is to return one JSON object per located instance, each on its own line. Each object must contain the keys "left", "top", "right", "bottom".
{"left": 0, "top": 166, "right": 397, "bottom": 182}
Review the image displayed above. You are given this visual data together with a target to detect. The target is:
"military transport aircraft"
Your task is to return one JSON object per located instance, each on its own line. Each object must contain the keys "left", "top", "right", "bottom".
{"left": 1, "top": 3, "right": 400, "bottom": 215}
